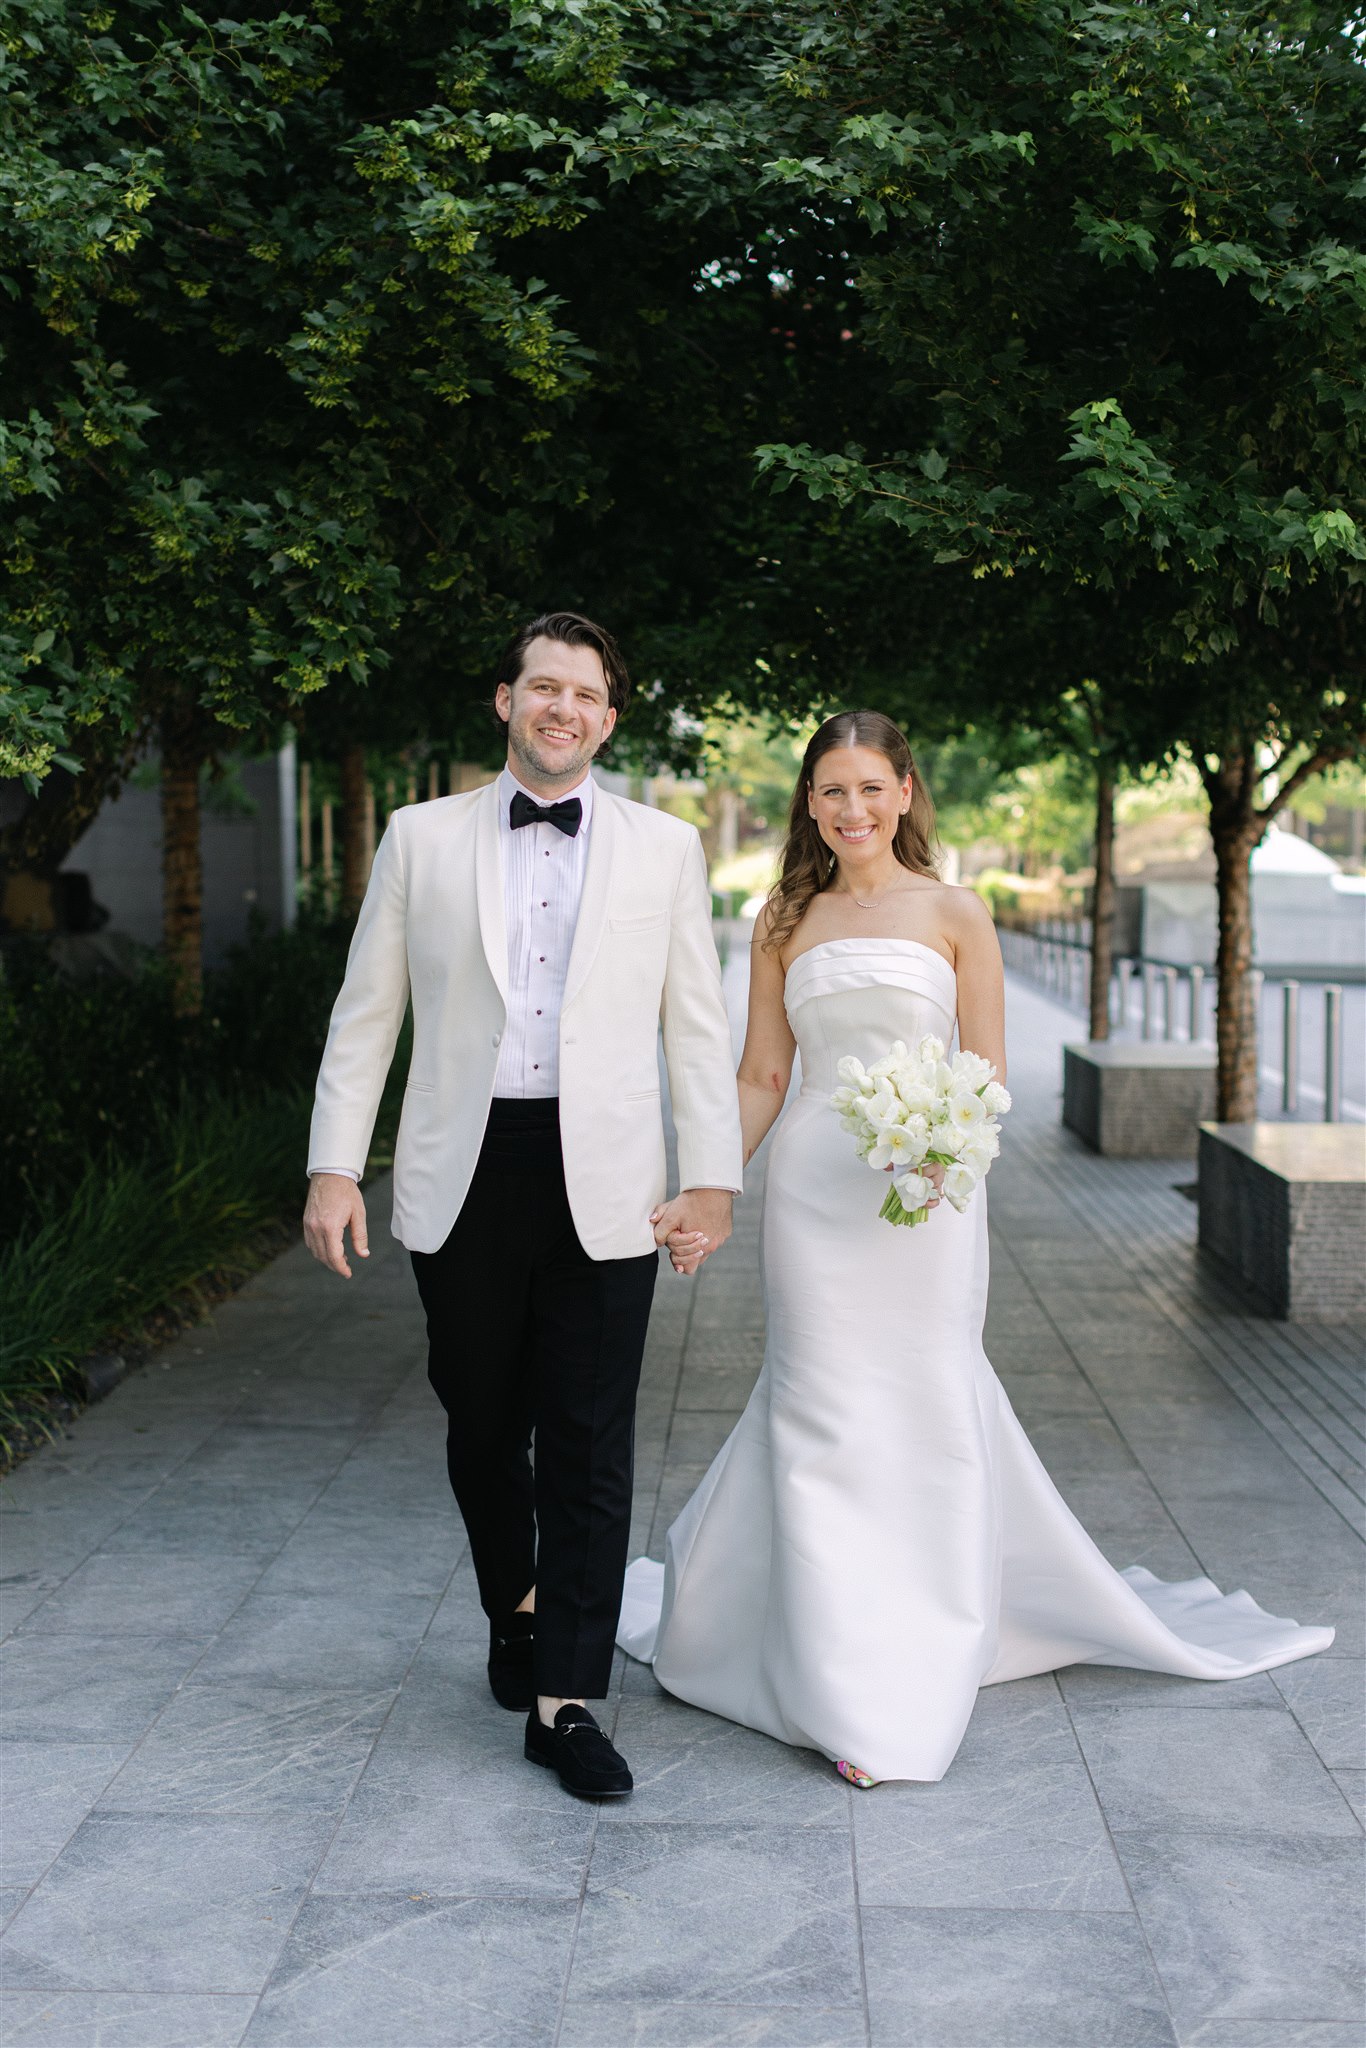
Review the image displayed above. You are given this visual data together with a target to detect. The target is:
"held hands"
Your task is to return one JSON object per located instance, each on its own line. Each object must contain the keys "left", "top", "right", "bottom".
{"left": 650, "top": 1187, "right": 733, "bottom": 1277}
{"left": 303, "top": 1174, "right": 370, "bottom": 1279}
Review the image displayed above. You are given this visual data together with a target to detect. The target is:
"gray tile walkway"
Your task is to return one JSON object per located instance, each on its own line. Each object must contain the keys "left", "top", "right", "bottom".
{"left": 1, "top": 963, "right": 1361, "bottom": 2047}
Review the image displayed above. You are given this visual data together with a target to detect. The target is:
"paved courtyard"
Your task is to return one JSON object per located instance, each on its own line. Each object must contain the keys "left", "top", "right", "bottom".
{"left": 1, "top": 958, "right": 1362, "bottom": 2048}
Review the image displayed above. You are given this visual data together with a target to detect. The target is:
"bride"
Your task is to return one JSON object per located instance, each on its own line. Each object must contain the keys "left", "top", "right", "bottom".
{"left": 620, "top": 709, "right": 1333, "bottom": 1786}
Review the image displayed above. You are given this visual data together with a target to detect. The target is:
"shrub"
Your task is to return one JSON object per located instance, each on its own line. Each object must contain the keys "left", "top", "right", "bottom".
{"left": 0, "top": 911, "right": 407, "bottom": 1444}
{"left": 0, "top": 909, "right": 356, "bottom": 1245}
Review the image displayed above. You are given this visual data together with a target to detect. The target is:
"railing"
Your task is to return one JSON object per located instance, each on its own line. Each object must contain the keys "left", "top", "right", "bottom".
{"left": 999, "top": 920, "right": 1357, "bottom": 1124}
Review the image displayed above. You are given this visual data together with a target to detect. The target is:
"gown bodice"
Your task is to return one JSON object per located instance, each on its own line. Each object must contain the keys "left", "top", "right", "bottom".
{"left": 783, "top": 937, "right": 959, "bottom": 1091}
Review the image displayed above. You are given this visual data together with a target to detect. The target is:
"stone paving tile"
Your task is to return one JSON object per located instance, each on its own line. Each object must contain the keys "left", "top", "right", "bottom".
{"left": 0, "top": 1634, "right": 215, "bottom": 1742}
{"left": 1069, "top": 1705, "right": 1358, "bottom": 1837}
{"left": 249, "top": 1500, "right": 464, "bottom": 1602}
{"left": 603, "top": 1690, "right": 847, "bottom": 1828}
{"left": 860, "top": 1905, "right": 1177, "bottom": 2046}
{"left": 558, "top": 2003, "right": 869, "bottom": 2045}
{"left": 0, "top": 1989, "right": 259, "bottom": 2046}
{"left": 93, "top": 1681, "right": 393, "bottom": 1817}
{"left": 1055, "top": 1665, "right": 1285, "bottom": 1713}
{"left": 1115, "top": 1828, "right": 1365, "bottom": 2029}
{"left": 242, "top": 1894, "right": 576, "bottom": 2047}
{"left": 310, "top": 1661, "right": 595, "bottom": 1899}
{"left": 185, "top": 1590, "right": 438, "bottom": 1689}
{"left": 176, "top": 1424, "right": 366, "bottom": 1489}
{"left": 852, "top": 1679, "right": 1129, "bottom": 1914}
{"left": 662, "top": 1412, "right": 742, "bottom": 1468}
{"left": 570, "top": 1823, "right": 862, "bottom": 2009}
{"left": 1330, "top": 1768, "right": 1364, "bottom": 1823}
{"left": 94, "top": 1479, "right": 321, "bottom": 1560}
{"left": 0, "top": 1809, "right": 334, "bottom": 1993}
{"left": 1270, "top": 1658, "right": 1365, "bottom": 1771}
{"left": 673, "top": 1365, "right": 762, "bottom": 1412}
{"left": 17, "top": 1554, "right": 263, "bottom": 1639}
{"left": 996, "top": 1371, "right": 1107, "bottom": 1418}
{"left": 0, "top": 1580, "right": 66, "bottom": 1644}
{"left": 0, "top": 1742, "right": 131, "bottom": 1886}
{"left": 1180, "top": 2026, "right": 1366, "bottom": 2048}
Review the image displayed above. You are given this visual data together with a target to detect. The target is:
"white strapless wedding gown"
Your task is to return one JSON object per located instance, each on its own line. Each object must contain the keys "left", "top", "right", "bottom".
{"left": 618, "top": 938, "right": 1334, "bottom": 1782}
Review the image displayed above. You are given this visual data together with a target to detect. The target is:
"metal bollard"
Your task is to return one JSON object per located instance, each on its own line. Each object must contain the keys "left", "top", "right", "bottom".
{"left": 1324, "top": 985, "right": 1343, "bottom": 1122}
{"left": 1117, "top": 959, "right": 1134, "bottom": 1034}
{"left": 1163, "top": 965, "right": 1178, "bottom": 1041}
{"left": 1281, "top": 981, "right": 1300, "bottom": 1116}
{"left": 1188, "top": 964, "right": 1205, "bottom": 1042}
{"left": 1141, "top": 963, "right": 1155, "bottom": 1040}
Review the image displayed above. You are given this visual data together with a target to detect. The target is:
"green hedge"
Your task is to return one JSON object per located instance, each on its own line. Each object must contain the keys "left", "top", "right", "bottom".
{"left": 0, "top": 913, "right": 404, "bottom": 1443}
{"left": 1, "top": 912, "right": 359, "bottom": 1237}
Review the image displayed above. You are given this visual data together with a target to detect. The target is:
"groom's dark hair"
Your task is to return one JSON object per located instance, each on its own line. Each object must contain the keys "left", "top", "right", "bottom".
{"left": 493, "top": 611, "right": 632, "bottom": 729}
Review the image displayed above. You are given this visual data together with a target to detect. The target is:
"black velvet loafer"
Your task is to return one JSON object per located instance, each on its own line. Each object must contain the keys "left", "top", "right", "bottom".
{"left": 524, "top": 1705, "right": 633, "bottom": 1798}
{"left": 488, "top": 1611, "right": 535, "bottom": 1712}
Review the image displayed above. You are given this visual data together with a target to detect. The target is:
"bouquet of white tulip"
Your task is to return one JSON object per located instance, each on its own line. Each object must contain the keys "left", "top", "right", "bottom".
{"left": 830, "top": 1036, "right": 1012, "bottom": 1227}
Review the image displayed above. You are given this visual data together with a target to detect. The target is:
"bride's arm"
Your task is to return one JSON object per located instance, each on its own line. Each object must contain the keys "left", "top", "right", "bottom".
{"left": 737, "top": 908, "right": 798, "bottom": 1168}
{"left": 948, "top": 887, "right": 1008, "bottom": 1084}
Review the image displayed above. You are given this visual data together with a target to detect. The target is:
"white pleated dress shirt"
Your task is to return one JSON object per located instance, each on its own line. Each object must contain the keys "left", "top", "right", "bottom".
{"left": 493, "top": 764, "right": 593, "bottom": 1098}
{"left": 310, "top": 768, "right": 594, "bottom": 1179}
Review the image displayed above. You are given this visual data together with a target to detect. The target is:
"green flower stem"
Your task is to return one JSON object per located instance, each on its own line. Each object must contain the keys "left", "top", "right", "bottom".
{"left": 878, "top": 1184, "right": 929, "bottom": 1228}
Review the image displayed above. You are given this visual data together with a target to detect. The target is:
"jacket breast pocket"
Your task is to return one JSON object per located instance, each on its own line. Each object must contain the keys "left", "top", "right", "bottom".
{"left": 610, "top": 912, "right": 668, "bottom": 935}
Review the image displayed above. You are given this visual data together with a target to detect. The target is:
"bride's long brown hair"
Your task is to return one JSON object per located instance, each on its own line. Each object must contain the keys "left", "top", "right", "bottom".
{"left": 762, "top": 711, "right": 940, "bottom": 956}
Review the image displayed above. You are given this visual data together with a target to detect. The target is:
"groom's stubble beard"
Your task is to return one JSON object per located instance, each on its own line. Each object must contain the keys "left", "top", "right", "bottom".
{"left": 505, "top": 705, "right": 602, "bottom": 789}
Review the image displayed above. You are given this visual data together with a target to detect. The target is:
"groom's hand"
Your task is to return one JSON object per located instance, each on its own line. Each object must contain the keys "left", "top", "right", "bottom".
{"left": 303, "top": 1173, "right": 370, "bottom": 1279}
{"left": 650, "top": 1188, "right": 732, "bottom": 1276}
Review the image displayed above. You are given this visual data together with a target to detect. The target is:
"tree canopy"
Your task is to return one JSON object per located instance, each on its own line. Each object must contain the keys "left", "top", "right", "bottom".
{"left": 3, "top": 2, "right": 1363, "bottom": 1092}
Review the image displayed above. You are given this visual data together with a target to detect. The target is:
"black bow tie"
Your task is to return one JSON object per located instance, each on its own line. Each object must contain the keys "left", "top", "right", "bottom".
{"left": 509, "top": 789, "right": 583, "bottom": 838}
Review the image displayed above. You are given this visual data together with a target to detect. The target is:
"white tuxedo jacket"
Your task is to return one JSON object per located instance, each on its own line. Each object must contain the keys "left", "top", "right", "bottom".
{"left": 307, "top": 778, "right": 743, "bottom": 1259}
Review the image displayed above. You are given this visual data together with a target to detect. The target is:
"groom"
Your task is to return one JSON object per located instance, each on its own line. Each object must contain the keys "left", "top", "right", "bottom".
{"left": 303, "top": 611, "right": 742, "bottom": 1798}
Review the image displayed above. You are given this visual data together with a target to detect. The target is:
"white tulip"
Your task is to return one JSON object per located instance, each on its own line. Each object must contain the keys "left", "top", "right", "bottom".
{"left": 872, "top": 1120, "right": 930, "bottom": 1170}
{"left": 869, "top": 1082, "right": 903, "bottom": 1125}
{"left": 895, "top": 1077, "right": 937, "bottom": 1117}
{"left": 832, "top": 1034, "right": 1010, "bottom": 1227}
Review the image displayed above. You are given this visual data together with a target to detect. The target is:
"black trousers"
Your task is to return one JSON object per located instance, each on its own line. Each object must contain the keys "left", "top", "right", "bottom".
{"left": 410, "top": 1098, "right": 658, "bottom": 1699}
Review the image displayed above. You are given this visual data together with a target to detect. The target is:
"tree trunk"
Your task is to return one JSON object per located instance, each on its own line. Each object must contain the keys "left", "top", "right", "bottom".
{"left": 1204, "top": 755, "right": 1262, "bottom": 1122}
{"left": 0, "top": 729, "right": 145, "bottom": 877}
{"left": 160, "top": 710, "right": 205, "bottom": 1018}
{"left": 1088, "top": 763, "right": 1115, "bottom": 1042}
{"left": 339, "top": 742, "right": 368, "bottom": 915}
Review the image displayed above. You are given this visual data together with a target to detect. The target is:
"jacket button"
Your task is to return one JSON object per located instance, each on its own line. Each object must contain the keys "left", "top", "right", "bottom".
{"left": 492, "top": 1033, "right": 501, "bottom": 1047}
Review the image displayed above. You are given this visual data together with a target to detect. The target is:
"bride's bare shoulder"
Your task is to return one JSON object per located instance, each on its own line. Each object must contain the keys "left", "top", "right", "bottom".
{"left": 938, "top": 881, "right": 997, "bottom": 957}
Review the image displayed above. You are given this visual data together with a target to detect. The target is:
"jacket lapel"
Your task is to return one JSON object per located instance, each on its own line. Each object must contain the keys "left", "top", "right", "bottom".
{"left": 563, "top": 783, "right": 615, "bottom": 1010}
{"left": 474, "top": 779, "right": 509, "bottom": 1005}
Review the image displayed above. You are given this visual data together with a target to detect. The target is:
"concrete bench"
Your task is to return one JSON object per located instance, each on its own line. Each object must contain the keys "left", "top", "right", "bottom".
{"left": 1062, "top": 1040, "right": 1217, "bottom": 1158}
{"left": 1197, "top": 1122, "right": 1366, "bottom": 1320}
